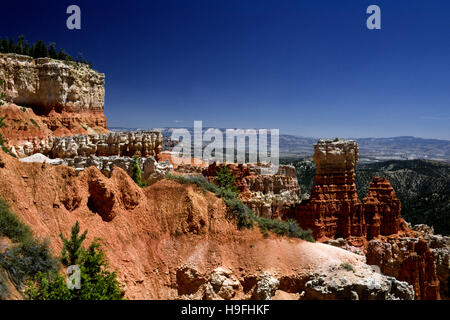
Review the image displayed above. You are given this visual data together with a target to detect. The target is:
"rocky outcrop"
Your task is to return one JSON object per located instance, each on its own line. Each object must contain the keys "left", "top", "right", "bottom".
{"left": 13, "top": 131, "right": 162, "bottom": 159}
{"left": 366, "top": 238, "right": 441, "bottom": 300}
{"left": 362, "top": 177, "right": 404, "bottom": 239}
{"left": 293, "top": 139, "right": 365, "bottom": 239}
{"left": 304, "top": 270, "right": 414, "bottom": 300}
{"left": 0, "top": 54, "right": 107, "bottom": 150}
{"left": 0, "top": 54, "right": 104, "bottom": 116}
{"left": 20, "top": 154, "right": 172, "bottom": 186}
{"left": 203, "top": 163, "right": 300, "bottom": 218}
{"left": 291, "top": 138, "right": 446, "bottom": 300}
{"left": 174, "top": 263, "right": 413, "bottom": 300}
{"left": 48, "top": 131, "right": 162, "bottom": 159}
{"left": 411, "top": 225, "right": 450, "bottom": 299}
{"left": 292, "top": 139, "right": 408, "bottom": 240}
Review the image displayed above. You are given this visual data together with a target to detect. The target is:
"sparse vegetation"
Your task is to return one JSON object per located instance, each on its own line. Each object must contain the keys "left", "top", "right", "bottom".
{"left": 30, "top": 118, "right": 39, "bottom": 129}
{"left": 0, "top": 115, "right": 16, "bottom": 157}
{"left": 0, "top": 199, "right": 33, "bottom": 243}
{"left": 0, "top": 269, "right": 8, "bottom": 299}
{"left": 0, "top": 202, "right": 123, "bottom": 300}
{"left": 0, "top": 35, "right": 92, "bottom": 67}
{"left": 0, "top": 199, "right": 58, "bottom": 298}
{"left": 341, "top": 262, "right": 355, "bottom": 272}
{"left": 165, "top": 173, "right": 314, "bottom": 241}
{"left": 131, "top": 156, "right": 147, "bottom": 188}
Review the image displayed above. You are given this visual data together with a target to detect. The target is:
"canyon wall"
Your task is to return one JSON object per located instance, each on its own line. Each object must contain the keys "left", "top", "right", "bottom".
{"left": 0, "top": 150, "right": 415, "bottom": 300}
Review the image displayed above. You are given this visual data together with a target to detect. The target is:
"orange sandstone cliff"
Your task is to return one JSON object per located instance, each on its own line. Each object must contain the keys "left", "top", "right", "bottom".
{"left": 0, "top": 53, "right": 108, "bottom": 156}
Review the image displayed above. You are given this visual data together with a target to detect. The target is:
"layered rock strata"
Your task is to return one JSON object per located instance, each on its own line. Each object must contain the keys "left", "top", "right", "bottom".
{"left": 0, "top": 54, "right": 105, "bottom": 116}
{"left": 14, "top": 131, "right": 162, "bottom": 159}
{"left": 293, "top": 139, "right": 364, "bottom": 239}
{"left": 0, "top": 54, "right": 108, "bottom": 150}
{"left": 203, "top": 163, "right": 301, "bottom": 218}
{"left": 362, "top": 177, "right": 403, "bottom": 238}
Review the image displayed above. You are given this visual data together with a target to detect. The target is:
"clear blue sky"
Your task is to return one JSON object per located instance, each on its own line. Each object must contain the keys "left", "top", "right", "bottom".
{"left": 2, "top": 0, "right": 449, "bottom": 139}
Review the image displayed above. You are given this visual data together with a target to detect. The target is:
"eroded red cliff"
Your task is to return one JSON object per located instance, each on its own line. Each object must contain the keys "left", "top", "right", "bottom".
{"left": 292, "top": 138, "right": 442, "bottom": 300}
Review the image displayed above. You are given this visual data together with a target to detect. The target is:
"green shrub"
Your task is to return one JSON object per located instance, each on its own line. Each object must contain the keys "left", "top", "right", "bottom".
{"left": 0, "top": 199, "right": 58, "bottom": 297}
{"left": 26, "top": 221, "right": 124, "bottom": 300}
{"left": 131, "top": 156, "right": 147, "bottom": 188}
{"left": 30, "top": 118, "right": 40, "bottom": 129}
{"left": 340, "top": 262, "right": 355, "bottom": 272}
{"left": 0, "top": 269, "right": 9, "bottom": 299}
{"left": 216, "top": 166, "right": 239, "bottom": 194}
{"left": 60, "top": 221, "right": 87, "bottom": 267}
{"left": 0, "top": 238, "right": 59, "bottom": 287}
{"left": 0, "top": 199, "right": 33, "bottom": 243}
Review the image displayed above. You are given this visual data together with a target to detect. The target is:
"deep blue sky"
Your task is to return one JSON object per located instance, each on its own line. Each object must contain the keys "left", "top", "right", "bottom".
{"left": 1, "top": 0, "right": 450, "bottom": 139}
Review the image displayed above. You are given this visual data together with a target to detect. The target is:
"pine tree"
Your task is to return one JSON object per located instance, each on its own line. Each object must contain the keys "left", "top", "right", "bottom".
{"left": 15, "top": 35, "right": 25, "bottom": 54}
{"left": 34, "top": 40, "right": 48, "bottom": 58}
{"left": 60, "top": 221, "right": 87, "bottom": 267}
{"left": 131, "top": 156, "right": 147, "bottom": 188}
{"left": 48, "top": 42, "right": 57, "bottom": 59}
{"left": 23, "top": 41, "right": 30, "bottom": 56}
{"left": 26, "top": 222, "right": 124, "bottom": 300}
{"left": 8, "top": 38, "right": 14, "bottom": 52}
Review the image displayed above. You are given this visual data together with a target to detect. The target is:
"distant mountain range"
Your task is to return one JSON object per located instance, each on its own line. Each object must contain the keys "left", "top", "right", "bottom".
{"left": 279, "top": 135, "right": 450, "bottom": 162}
{"left": 110, "top": 127, "right": 450, "bottom": 162}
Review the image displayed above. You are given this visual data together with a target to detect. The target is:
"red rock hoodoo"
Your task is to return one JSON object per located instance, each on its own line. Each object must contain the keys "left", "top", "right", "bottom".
{"left": 362, "top": 177, "right": 403, "bottom": 239}
{"left": 292, "top": 138, "right": 442, "bottom": 300}
{"left": 293, "top": 139, "right": 405, "bottom": 241}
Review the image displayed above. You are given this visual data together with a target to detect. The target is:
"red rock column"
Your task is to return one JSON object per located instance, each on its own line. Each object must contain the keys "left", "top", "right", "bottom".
{"left": 295, "top": 139, "right": 362, "bottom": 239}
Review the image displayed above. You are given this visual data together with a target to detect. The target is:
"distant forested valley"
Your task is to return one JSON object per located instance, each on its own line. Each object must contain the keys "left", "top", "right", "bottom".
{"left": 282, "top": 158, "right": 450, "bottom": 236}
